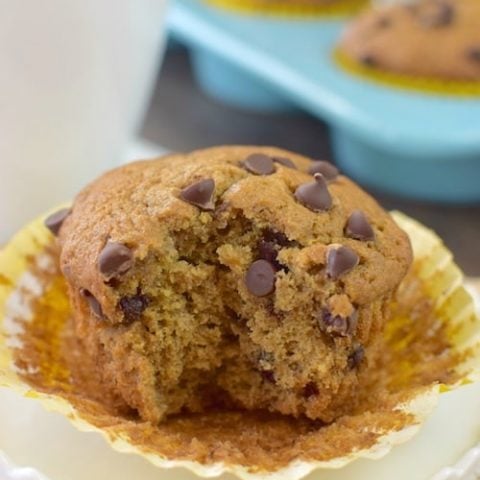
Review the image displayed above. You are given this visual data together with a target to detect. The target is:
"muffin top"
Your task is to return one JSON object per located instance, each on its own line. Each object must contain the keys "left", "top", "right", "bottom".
{"left": 55, "top": 145, "right": 411, "bottom": 320}
{"left": 339, "top": 0, "right": 480, "bottom": 81}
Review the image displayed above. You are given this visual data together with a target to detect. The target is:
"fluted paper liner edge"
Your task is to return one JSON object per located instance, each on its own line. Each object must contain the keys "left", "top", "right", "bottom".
{"left": 0, "top": 210, "right": 478, "bottom": 480}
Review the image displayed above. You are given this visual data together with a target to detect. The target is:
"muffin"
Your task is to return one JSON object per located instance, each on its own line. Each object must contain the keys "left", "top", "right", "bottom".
{"left": 47, "top": 146, "right": 412, "bottom": 424}
{"left": 338, "top": 0, "right": 480, "bottom": 81}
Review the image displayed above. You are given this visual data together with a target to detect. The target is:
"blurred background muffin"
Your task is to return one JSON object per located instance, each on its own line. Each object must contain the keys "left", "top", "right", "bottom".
{"left": 339, "top": 0, "right": 480, "bottom": 80}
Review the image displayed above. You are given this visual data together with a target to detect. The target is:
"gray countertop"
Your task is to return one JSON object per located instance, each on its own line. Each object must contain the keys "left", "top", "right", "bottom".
{"left": 140, "top": 45, "right": 480, "bottom": 276}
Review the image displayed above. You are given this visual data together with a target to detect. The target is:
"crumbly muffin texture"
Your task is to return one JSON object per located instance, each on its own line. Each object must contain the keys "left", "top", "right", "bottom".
{"left": 339, "top": 0, "right": 480, "bottom": 81}
{"left": 52, "top": 146, "right": 412, "bottom": 424}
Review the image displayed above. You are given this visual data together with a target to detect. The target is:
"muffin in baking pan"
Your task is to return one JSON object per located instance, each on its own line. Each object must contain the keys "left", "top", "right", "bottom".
{"left": 337, "top": 0, "right": 480, "bottom": 94}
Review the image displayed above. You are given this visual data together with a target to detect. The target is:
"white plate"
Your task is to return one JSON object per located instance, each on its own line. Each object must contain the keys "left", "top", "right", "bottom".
{"left": 2, "top": 378, "right": 480, "bottom": 480}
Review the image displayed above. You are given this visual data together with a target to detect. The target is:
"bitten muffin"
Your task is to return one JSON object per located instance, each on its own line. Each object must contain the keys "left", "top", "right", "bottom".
{"left": 47, "top": 146, "right": 412, "bottom": 424}
{"left": 339, "top": 0, "right": 480, "bottom": 80}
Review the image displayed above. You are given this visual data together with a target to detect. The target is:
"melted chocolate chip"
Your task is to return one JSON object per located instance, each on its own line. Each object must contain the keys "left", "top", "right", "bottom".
{"left": 467, "top": 47, "right": 480, "bottom": 63}
{"left": 273, "top": 156, "right": 297, "bottom": 169}
{"left": 359, "top": 53, "right": 377, "bottom": 67}
{"left": 119, "top": 294, "right": 149, "bottom": 323}
{"left": 308, "top": 161, "right": 339, "bottom": 180}
{"left": 261, "top": 370, "right": 276, "bottom": 384}
{"left": 98, "top": 242, "right": 134, "bottom": 281}
{"left": 348, "top": 345, "right": 365, "bottom": 369}
{"left": 243, "top": 153, "right": 276, "bottom": 175}
{"left": 318, "top": 308, "right": 358, "bottom": 337}
{"left": 417, "top": 0, "right": 454, "bottom": 28}
{"left": 81, "top": 289, "right": 103, "bottom": 318}
{"left": 262, "top": 229, "right": 290, "bottom": 247}
{"left": 345, "top": 210, "right": 375, "bottom": 241}
{"left": 245, "top": 259, "right": 276, "bottom": 297}
{"left": 225, "top": 306, "right": 247, "bottom": 328}
{"left": 303, "top": 382, "right": 319, "bottom": 398}
{"left": 258, "top": 240, "right": 279, "bottom": 267}
{"left": 44, "top": 208, "right": 71, "bottom": 236}
{"left": 326, "top": 245, "right": 359, "bottom": 279}
{"left": 377, "top": 16, "right": 392, "bottom": 28}
{"left": 258, "top": 229, "right": 290, "bottom": 272}
{"left": 180, "top": 178, "right": 215, "bottom": 210}
{"left": 295, "top": 173, "right": 332, "bottom": 212}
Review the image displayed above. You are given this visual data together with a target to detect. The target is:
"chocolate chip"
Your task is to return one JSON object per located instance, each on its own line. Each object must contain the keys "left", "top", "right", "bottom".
{"left": 98, "top": 242, "right": 134, "bottom": 281}
{"left": 273, "top": 156, "right": 297, "bottom": 169}
{"left": 348, "top": 345, "right": 365, "bottom": 369}
{"left": 258, "top": 229, "right": 290, "bottom": 272}
{"left": 359, "top": 53, "right": 377, "bottom": 67}
{"left": 258, "top": 240, "right": 279, "bottom": 267}
{"left": 377, "top": 16, "right": 392, "bottom": 28}
{"left": 326, "top": 245, "right": 359, "bottom": 279}
{"left": 318, "top": 308, "right": 358, "bottom": 337}
{"left": 467, "top": 47, "right": 480, "bottom": 63}
{"left": 261, "top": 370, "right": 276, "bottom": 384}
{"left": 180, "top": 178, "right": 215, "bottom": 210}
{"left": 243, "top": 153, "right": 275, "bottom": 175}
{"left": 295, "top": 174, "right": 332, "bottom": 212}
{"left": 44, "top": 208, "right": 71, "bottom": 236}
{"left": 245, "top": 259, "right": 276, "bottom": 297}
{"left": 119, "top": 294, "right": 149, "bottom": 323}
{"left": 308, "top": 161, "right": 339, "bottom": 181}
{"left": 345, "top": 210, "right": 375, "bottom": 241}
{"left": 226, "top": 307, "right": 247, "bottom": 328}
{"left": 303, "top": 382, "right": 319, "bottom": 398}
{"left": 81, "top": 289, "right": 104, "bottom": 319}
{"left": 417, "top": 1, "right": 454, "bottom": 28}
{"left": 262, "top": 229, "right": 290, "bottom": 247}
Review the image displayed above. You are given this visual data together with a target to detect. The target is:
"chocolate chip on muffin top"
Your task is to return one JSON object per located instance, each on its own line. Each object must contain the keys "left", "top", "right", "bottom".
{"left": 44, "top": 208, "right": 71, "bottom": 236}
{"left": 180, "top": 178, "right": 216, "bottom": 210}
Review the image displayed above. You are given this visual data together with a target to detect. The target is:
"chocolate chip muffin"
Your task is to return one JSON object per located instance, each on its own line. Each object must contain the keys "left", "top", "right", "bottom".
{"left": 46, "top": 146, "right": 412, "bottom": 424}
{"left": 339, "top": 0, "right": 480, "bottom": 80}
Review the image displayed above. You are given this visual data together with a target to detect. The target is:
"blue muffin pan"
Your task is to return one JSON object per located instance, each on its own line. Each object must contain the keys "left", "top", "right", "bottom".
{"left": 167, "top": 0, "right": 480, "bottom": 203}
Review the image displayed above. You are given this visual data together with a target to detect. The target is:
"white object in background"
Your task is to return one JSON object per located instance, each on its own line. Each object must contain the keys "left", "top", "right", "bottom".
{"left": 0, "top": 453, "right": 48, "bottom": 480}
{"left": 1, "top": 381, "right": 480, "bottom": 480}
{"left": 0, "top": 0, "right": 168, "bottom": 243}
{"left": 123, "top": 139, "right": 168, "bottom": 164}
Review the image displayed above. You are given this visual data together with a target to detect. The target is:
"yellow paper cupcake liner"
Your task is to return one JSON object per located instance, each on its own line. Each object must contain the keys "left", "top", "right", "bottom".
{"left": 334, "top": 49, "right": 480, "bottom": 97}
{"left": 204, "top": 0, "right": 368, "bottom": 18}
{"left": 0, "top": 209, "right": 479, "bottom": 480}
